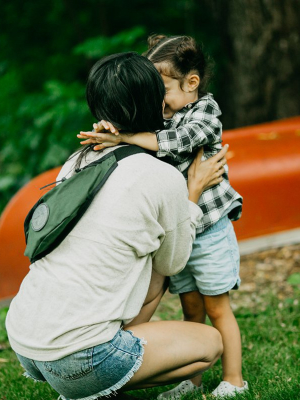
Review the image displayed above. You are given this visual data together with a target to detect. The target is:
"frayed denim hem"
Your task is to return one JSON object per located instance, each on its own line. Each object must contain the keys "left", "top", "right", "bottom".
{"left": 58, "top": 334, "right": 147, "bottom": 400}
{"left": 23, "top": 371, "right": 45, "bottom": 383}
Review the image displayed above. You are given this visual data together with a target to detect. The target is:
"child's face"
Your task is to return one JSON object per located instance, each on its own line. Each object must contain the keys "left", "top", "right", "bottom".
{"left": 160, "top": 74, "right": 199, "bottom": 119}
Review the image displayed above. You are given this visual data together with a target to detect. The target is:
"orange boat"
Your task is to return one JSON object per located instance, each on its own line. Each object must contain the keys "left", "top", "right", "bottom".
{"left": 1, "top": 116, "right": 300, "bottom": 301}
{"left": 225, "top": 116, "right": 300, "bottom": 252}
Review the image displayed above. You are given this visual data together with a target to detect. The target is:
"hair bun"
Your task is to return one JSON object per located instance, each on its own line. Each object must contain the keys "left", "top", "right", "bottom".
{"left": 175, "top": 37, "right": 197, "bottom": 73}
{"left": 147, "top": 34, "right": 166, "bottom": 49}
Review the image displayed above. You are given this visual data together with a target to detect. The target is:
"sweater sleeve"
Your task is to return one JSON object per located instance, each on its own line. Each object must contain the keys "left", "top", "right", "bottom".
{"left": 152, "top": 201, "right": 203, "bottom": 276}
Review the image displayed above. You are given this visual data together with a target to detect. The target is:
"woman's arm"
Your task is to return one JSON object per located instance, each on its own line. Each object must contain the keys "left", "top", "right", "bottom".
{"left": 187, "top": 145, "right": 228, "bottom": 203}
{"left": 152, "top": 145, "right": 228, "bottom": 277}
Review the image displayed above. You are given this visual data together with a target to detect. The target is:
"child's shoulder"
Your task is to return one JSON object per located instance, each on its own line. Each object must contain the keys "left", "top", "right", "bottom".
{"left": 194, "top": 93, "right": 221, "bottom": 113}
{"left": 184, "top": 93, "right": 221, "bottom": 121}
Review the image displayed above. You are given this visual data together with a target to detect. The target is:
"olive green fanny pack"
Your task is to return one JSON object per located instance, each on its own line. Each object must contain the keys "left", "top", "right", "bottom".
{"left": 24, "top": 145, "right": 146, "bottom": 263}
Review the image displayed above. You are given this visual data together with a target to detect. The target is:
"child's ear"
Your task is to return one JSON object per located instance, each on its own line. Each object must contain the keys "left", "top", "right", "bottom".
{"left": 187, "top": 74, "right": 200, "bottom": 92}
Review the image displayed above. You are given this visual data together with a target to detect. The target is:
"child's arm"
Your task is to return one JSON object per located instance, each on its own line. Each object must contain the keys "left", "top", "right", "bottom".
{"left": 120, "top": 132, "right": 159, "bottom": 151}
{"left": 78, "top": 95, "right": 222, "bottom": 154}
{"left": 78, "top": 120, "right": 159, "bottom": 151}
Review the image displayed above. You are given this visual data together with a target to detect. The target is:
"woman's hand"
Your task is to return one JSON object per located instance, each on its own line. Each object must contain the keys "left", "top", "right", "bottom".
{"left": 77, "top": 120, "right": 121, "bottom": 151}
{"left": 188, "top": 145, "right": 229, "bottom": 204}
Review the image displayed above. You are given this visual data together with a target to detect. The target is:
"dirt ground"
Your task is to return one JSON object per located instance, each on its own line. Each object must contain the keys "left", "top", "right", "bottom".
{"left": 231, "top": 242, "right": 300, "bottom": 311}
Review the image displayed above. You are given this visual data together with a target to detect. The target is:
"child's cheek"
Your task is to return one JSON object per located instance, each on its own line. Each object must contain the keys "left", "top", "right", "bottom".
{"left": 164, "top": 93, "right": 170, "bottom": 105}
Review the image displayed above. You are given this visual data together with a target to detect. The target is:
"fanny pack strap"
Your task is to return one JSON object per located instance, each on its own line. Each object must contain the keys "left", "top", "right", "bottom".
{"left": 24, "top": 145, "right": 149, "bottom": 263}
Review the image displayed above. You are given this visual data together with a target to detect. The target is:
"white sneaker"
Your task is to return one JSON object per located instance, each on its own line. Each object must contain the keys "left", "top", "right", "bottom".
{"left": 157, "top": 380, "right": 202, "bottom": 400}
{"left": 212, "top": 381, "right": 249, "bottom": 398}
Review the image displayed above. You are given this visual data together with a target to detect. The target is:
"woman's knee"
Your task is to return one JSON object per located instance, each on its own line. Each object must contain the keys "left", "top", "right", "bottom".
{"left": 211, "top": 327, "right": 223, "bottom": 360}
{"left": 188, "top": 323, "right": 223, "bottom": 364}
{"left": 203, "top": 325, "right": 223, "bottom": 363}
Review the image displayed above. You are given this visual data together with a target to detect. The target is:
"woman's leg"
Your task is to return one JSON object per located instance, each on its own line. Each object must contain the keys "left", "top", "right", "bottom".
{"left": 122, "top": 320, "right": 223, "bottom": 390}
{"left": 204, "top": 292, "right": 243, "bottom": 387}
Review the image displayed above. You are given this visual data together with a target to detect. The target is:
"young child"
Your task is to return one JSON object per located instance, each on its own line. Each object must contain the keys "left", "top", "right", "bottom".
{"left": 78, "top": 35, "right": 248, "bottom": 399}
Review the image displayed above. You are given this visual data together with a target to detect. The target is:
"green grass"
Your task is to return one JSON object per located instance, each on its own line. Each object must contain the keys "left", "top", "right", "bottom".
{"left": 1, "top": 291, "right": 299, "bottom": 400}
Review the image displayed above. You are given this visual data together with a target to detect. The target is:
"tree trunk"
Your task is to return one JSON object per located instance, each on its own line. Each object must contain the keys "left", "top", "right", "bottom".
{"left": 206, "top": 0, "right": 300, "bottom": 128}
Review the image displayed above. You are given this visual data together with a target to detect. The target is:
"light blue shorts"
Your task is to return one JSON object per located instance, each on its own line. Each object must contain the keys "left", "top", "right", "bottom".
{"left": 16, "top": 329, "right": 146, "bottom": 400}
{"left": 169, "top": 215, "right": 241, "bottom": 296}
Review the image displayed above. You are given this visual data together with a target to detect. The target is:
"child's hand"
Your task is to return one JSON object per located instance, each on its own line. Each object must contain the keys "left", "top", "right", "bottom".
{"left": 77, "top": 120, "right": 121, "bottom": 151}
{"left": 93, "top": 120, "right": 120, "bottom": 135}
{"left": 77, "top": 131, "right": 122, "bottom": 151}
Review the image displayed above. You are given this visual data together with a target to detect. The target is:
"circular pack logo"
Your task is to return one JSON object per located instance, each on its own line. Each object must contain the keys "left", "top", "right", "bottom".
{"left": 31, "top": 203, "right": 50, "bottom": 231}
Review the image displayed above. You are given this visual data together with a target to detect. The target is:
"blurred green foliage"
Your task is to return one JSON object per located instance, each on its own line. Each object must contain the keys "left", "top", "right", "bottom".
{"left": 0, "top": 24, "right": 147, "bottom": 213}
{"left": 74, "top": 26, "right": 147, "bottom": 58}
{"left": 287, "top": 273, "right": 300, "bottom": 286}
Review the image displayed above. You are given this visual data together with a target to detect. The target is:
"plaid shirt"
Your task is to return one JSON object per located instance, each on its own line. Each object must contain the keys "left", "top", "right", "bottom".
{"left": 156, "top": 93, "right": 243, "bottom": 233}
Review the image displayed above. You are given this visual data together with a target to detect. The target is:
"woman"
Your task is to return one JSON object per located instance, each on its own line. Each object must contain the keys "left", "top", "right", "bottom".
{"left": 6, "top": 53, "right": 226, "bottom": 400}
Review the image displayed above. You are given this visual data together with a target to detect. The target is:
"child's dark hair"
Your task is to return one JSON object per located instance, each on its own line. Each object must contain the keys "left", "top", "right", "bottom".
{"left": 144, "top": 34, "right": 213, "bottom": 96}
{"left": 86, "top": 52, "right": 165, "bottom": 133}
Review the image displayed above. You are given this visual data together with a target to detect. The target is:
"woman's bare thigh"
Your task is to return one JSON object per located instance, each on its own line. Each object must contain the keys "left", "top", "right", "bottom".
{"left": 123, "top": 320, "right": 222, "bottom": 389}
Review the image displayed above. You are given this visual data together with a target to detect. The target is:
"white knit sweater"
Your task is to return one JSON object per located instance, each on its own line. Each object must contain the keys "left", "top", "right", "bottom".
{"left": 6, "top": 146, "right": 202, "bottom": 361}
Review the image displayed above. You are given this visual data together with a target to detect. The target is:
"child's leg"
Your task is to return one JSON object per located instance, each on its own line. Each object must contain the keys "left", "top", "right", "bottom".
{"left": 167, "top": 270, "right": 207, "bottom": 392}
{"left": 180, "top": 290, "right": 206, "bottom": 323}
{"left": 178, "top": 290, "right": 206, "bottom": 388}
{"left": 204, "top": 292, "right": 243, "bottom": 387}
{"left": 158, "top": 216, "right": 247, "bottom": 398}
{"left": 160, "top": 240, "right": 209, "bottom": 396}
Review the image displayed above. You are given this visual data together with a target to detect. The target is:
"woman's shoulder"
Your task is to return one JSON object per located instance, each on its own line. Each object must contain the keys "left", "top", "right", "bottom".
{"left": 129, "top": 153, "right": 188, "bottom": 198}
{"left": 56, "top": 147, "right": 115, "bottom": 181}
{"left": 132, "top": 151, "right": 184, "bottom": 180}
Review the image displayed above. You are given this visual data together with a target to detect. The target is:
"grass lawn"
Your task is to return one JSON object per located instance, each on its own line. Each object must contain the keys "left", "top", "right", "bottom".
{"left": 0, "top": 288, "right": 299, "bottom": 400}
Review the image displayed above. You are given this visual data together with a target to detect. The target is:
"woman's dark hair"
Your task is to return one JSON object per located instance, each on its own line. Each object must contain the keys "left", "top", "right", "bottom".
{"left": 86, "top": 52, "right": 165, "bottom": 133}
{"left": 74, "top": 52, "right": 165, "bottom": 167}
{"left": 143, "top": 34, "right": 213, "bottom": 96}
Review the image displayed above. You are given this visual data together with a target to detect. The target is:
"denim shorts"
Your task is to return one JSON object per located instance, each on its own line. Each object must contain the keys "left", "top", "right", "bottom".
{"left": 16, "top": 329, "right": 146, "bottom": 400}
{"left": 169, "top": 215, "right": 241, "bottom": 296}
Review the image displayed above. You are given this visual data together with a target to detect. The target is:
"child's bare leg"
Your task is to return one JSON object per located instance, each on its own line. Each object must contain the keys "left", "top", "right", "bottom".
{"left": 124, "top": 270, "right": 168, "bottom": 328}
{"left": 179, "top": 291, "right": 206, "bottom": 388}
{"left": 204, "top": 292, "right": 243, "bottom": 387}
{"left": 180, "top": 290, "right": 206, "bottom": 323}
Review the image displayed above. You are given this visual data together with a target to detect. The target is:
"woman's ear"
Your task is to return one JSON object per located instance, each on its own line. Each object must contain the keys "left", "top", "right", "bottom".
{"left": 187, "top": 74, "right": 200, "bottom": 92}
